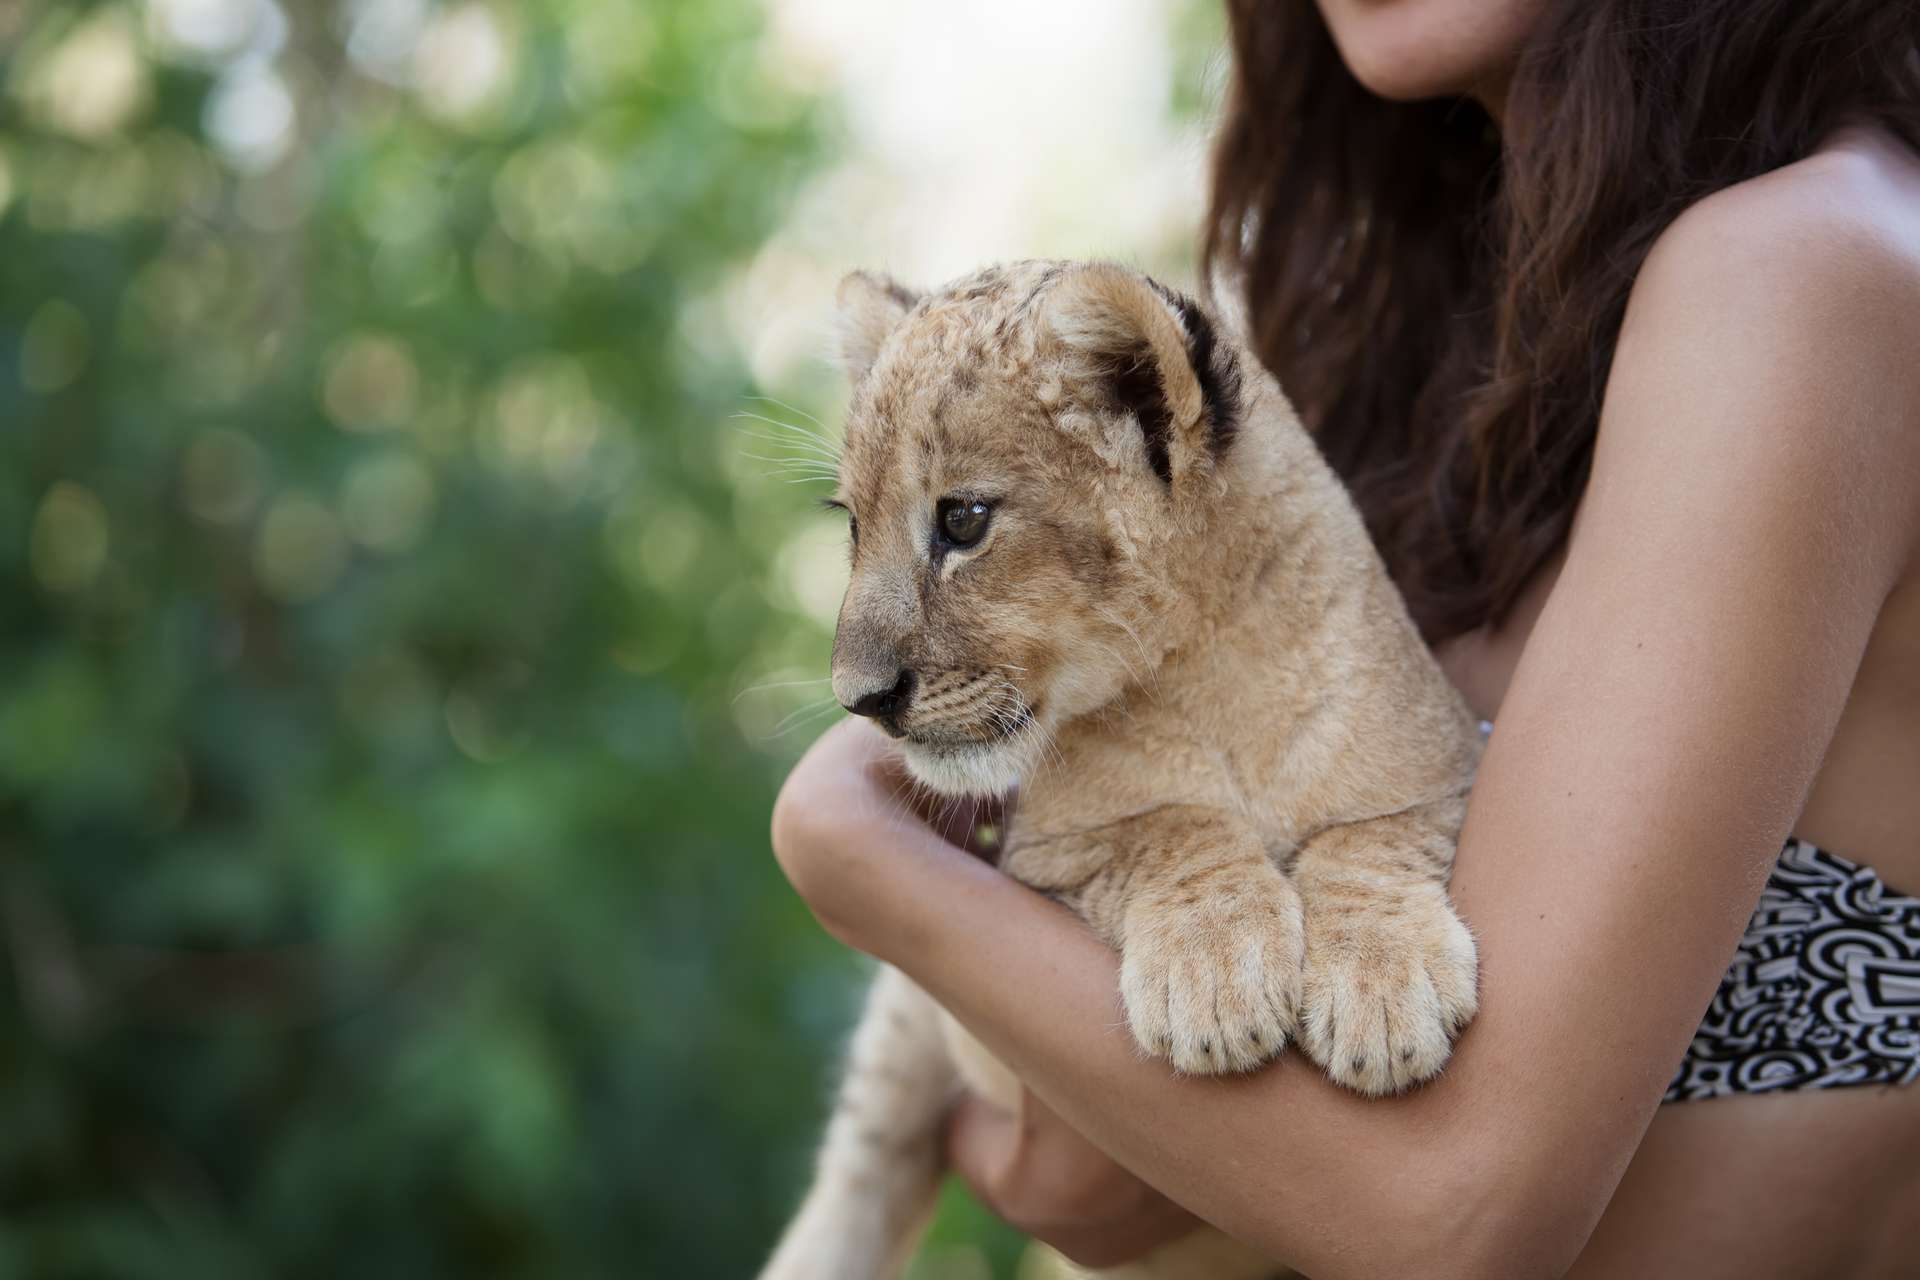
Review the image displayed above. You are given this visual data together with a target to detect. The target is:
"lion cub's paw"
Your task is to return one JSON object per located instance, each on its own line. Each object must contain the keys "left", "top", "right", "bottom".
{"left": 1298, "top": 885, "right": 1477, "bottom": 1096}
{"left": 1120, "top": 876, "right": 1306, "bottom": 1075}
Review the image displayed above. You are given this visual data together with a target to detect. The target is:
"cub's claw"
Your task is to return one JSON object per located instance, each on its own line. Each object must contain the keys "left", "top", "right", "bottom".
{"left": 1298, "top": 886, "right": 1478, "bottom": 1096}
{"left": 1120, "top": 883, "right": 1305, "bottom": 1075}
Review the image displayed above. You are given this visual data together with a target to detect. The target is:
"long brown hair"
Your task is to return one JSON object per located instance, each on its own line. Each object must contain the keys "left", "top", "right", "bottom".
{"left": 1205, "top": 1, "right": 1920, "bottom": 641}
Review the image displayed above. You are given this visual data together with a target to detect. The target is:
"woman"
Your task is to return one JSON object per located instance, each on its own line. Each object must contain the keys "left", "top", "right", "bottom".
{"left": 772, "top": 1, "right": 1920, "bottom": 1275}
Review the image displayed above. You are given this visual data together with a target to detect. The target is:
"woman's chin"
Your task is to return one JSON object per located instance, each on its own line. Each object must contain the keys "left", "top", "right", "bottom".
{"left": 1317, "top": 0, "right": 1536, "bottom": 105}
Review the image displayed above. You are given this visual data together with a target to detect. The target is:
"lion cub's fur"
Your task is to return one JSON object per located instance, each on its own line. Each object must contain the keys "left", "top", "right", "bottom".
{"left": 762, "top": 261, "right": 1481, "bottom": 1280}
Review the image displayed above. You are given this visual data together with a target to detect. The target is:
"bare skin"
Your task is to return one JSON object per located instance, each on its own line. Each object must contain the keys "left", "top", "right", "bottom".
{"left": 773, "top": 123, "right": 1920, "bottom": 1278}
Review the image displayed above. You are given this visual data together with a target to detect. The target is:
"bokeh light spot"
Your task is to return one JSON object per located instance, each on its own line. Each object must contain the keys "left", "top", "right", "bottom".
{"left": 29, "top": 482, "right": 111, "bottom": 592}
{"left": 181, "top": 428, "right": 270, "bottom": 524}
{"left": 341, "top": 452, "right": 437, "bottom": 552}
{"left": 146, "top": 0, "right": 270, "bottom": 65}
{"left": 559, "top": 3, "right": 654, "bottom": 102}
{"left": 776, "top": 521, "right": 850, "bottom": 626}
{"left": 602, "top": 495, "right": 719, "bottom": 595}
{"left": 323, "top": 333, "right": 420, "bottom": 432}
{"left": 413, "top": 3, "right": 512, "bottom": 124}
{"left": 493, "top": 139, "right": 611, "bottom": 261}
{"left": 254, "top": 494, "right": 349, "bottom": 602}
{"left": 20, "top": 298, "right": 92, "bottom": 393}
{"left": 205, "top": 63, "right": 296, "bottom": 171}
{"left": 19, "top": 7, "right": 152, "bottom": 139}
{"left": 484, "top": 354, "right": 597, "bottom": 479}
{"left": 343, "top": 0, "right": 429, "bottom": 83}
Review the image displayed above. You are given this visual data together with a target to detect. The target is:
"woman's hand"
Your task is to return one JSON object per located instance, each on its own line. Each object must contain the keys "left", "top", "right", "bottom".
{"left": 946, "top": 1086, "right": 1201, "bottom": 1267}
{"left": 771, "top": 717, "right": 1198, "bottom": 1267}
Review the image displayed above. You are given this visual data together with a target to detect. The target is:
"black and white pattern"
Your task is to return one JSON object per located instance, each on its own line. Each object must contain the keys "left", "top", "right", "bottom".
{"left": 1666, "top": 839, "right": 1920, "bottom": 1102}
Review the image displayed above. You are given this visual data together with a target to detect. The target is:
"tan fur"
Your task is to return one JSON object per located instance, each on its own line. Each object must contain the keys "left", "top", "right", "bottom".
{"left": 763, "top": 261, "right": 1482, "bottom": 1280}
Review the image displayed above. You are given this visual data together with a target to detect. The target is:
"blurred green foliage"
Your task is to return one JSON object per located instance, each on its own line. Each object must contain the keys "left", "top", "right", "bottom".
{"left": 0, "top": 0, "right": 1224, "bottom": 1275}
{"left": 0, "top": 1, "right": 867, "bottom": 1275}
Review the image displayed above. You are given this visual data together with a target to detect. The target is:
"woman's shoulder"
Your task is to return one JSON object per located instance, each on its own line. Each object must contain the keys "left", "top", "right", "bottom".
{"left": 1607, "top": 125, "right": 1920, "bottom": 479}
{"left": 1586, "top": 122, "right": 1920, "bottom": 585}
{"left": 1632, "top": 123, "right": 1920, "bottom": 337}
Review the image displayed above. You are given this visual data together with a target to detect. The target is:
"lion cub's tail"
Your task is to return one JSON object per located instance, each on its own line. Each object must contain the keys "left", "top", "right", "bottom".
{"left": 758, "top": 966, "right": 957, "bottom": 1280}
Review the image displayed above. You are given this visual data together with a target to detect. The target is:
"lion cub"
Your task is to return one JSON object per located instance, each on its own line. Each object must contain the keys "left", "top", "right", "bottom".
{"left": 762, "top": 260, "right": 1481, "bottom": 1280}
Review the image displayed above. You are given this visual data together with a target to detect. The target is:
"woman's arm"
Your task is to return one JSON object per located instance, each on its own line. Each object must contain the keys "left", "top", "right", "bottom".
{"left": 774, "top": 181, "right": 1920, "bottom": 1278}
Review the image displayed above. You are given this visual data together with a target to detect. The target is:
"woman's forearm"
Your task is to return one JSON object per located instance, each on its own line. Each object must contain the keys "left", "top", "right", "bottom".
{"left": 840, "top": 809, "right": 1565, "bottom": 1280}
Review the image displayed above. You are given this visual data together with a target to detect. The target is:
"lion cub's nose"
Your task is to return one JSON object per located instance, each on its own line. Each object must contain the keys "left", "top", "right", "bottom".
{"left": 843, "top": 668, "right": 915, "bottom": 723}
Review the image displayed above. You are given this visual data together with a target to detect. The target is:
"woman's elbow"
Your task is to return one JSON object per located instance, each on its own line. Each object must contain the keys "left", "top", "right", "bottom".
{"left": 1291, "top": 1150, "right": 1601, "bottom": 1280}
{"left": 1371, "top": 1160, "right": 1600, "bottom": 1280}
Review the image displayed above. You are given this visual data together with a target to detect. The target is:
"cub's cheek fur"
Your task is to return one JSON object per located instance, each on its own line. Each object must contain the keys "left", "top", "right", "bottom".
{"left": 898, "top": 738, "right": 1026, "bottom": 799}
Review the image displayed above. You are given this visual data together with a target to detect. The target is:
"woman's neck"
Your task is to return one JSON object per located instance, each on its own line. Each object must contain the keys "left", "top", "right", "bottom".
{"left": 1471, "top": 66, "right": 1515, "bottom": 131}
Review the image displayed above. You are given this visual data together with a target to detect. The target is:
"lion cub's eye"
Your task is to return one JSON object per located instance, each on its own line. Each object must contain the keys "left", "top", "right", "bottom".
{"left": 936, "top": 498, "right": 992, "bottom": 549}
{"left": 821, "top": 498, "right": 857, "bottom": 548}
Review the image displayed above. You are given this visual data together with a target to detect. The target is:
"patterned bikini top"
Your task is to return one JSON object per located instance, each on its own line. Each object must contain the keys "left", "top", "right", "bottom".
{"left": 1667, "top": 838, "right": 1920, "bottom": 1102}
{"left": 1469, "top": 723, "right": 1920, "bottom": 1101}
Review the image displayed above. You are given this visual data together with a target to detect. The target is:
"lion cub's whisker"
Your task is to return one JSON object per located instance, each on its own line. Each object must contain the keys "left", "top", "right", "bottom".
{"left": 732, "top": 676, "right": 835, "bottom": 705}
{"left": 744, "top": 393, "right": 833, "bottom": 433}
{"left": 730, "top": 410, "right": 844, "bottom": 460}
{"left": 761, "top": 698, "right": 845, "bottom": 741}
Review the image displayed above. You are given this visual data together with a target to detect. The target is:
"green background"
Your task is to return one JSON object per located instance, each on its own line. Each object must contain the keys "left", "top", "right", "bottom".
{"left": 0, "top": 2, "right": 1217, "bottom": 1275}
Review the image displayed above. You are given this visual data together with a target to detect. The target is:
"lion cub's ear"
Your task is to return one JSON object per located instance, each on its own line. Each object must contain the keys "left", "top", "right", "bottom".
{"left": 1044, "top": 263, "right": 1239, "bottom": 486}
{"left": 835, "top": 270, "right": 923, "bottom": 385}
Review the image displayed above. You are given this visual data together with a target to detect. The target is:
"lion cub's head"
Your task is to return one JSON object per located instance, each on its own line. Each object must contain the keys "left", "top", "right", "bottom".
{"left": 826, "top": 260, "right": 1245, "bottom": 796}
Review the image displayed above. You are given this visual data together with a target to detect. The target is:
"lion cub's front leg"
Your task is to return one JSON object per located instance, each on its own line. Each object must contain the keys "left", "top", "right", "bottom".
{"left": 1006, "top": 806, "right": 1305, "bottom": 1075}
{"left": 1291, "top": 799, "right": 1479, "bottom": 1097}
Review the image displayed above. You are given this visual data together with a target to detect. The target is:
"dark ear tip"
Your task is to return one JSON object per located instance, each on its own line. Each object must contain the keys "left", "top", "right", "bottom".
{"left": 1167, "top": 292, "right": 1242, "bottom": 453}
{"left": 1143, "top": 274, "right": 1192, "bottom": 311}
